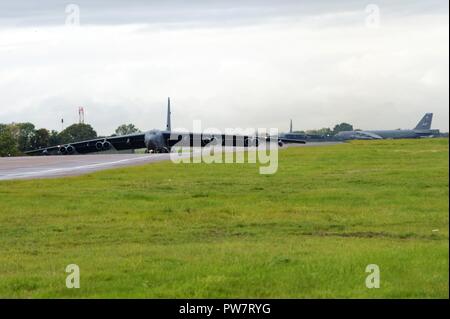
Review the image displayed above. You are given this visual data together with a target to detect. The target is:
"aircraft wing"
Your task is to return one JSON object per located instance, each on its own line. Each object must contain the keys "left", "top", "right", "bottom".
{"left": 26, "top": 130, "right": 292, "bottom": 156}
{"left": 356, "top": 131, "right": 383, "bottom": 139}
{"left": 277, "top": 137, "right": 306, "bottom": 144}
{"left": 25, "top": 133, "right": 146, "bottom": 156}
{"left": 263, "top": 135, "right": 306, "bottom": 145}
{"left": 163, "top": 132, "right": 259, "bottom": 148}
{"left": 163, "top": 132, "right": 306, "bottom": 147}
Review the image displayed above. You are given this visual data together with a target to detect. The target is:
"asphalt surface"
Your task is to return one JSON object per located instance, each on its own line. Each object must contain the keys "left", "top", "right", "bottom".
{"left": 0, "top": 154, "right": 175, "bottom": 181}
{"left": 0, "top": 142, "right": 340, "bottom": 181}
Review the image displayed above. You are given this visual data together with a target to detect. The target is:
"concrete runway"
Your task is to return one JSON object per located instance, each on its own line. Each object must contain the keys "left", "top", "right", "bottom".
{"left": 0, "top": 142, "right": 340, "bottom": 181}
{"left": 0, "top": 154, "right": 176, "bottom": 181}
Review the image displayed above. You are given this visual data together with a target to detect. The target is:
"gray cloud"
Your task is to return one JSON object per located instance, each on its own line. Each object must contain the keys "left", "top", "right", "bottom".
{"left": 0, "top": 0, "right": 447, "bottom": 26}
{"left": 0, "top": 1, "right": 448, "bottom": 134}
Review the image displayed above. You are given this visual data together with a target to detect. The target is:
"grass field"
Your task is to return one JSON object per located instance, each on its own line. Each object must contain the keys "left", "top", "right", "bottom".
{"left": 0, "top": 139, "right": 448, "bottom": 298}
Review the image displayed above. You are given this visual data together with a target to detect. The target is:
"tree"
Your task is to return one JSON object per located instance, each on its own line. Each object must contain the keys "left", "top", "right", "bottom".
{"left": 49, "top": 130, "right": 61, "bottom": 146}
{"left": 306, "top": 128, "right": 334, "bottom": 136}
{"left": 0, "top": 124, "right": 19, "bottom": 157}
{"left": 14, "top": 122, "right": 36, "bottom": 152}
{"left": 59, "top": 123, "right": 97, "bottom": 144}
{"left": 318, "top": 128, "right": 334, "bottom": 136}
{"left": 115, "top": 124, "right": 141, "bottom": 136}
{"left": 31, "top": 128, "right": 50, "bottom": 149}
{"left": 333, "top": 123, "right": 353, "bottom": 134}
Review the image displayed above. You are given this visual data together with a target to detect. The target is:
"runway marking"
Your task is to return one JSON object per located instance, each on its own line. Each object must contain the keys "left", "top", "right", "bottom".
{"left": 0, "top": 143, "right": 340, "bottom": 181}
{"left": 0, "top": 155, "right": 167, "bottom": 180}
{"left": 0, "top": 151, "right": 202, "bottom": 181}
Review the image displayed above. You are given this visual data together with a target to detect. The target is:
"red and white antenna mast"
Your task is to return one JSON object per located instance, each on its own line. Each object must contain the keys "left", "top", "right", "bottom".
{"left": 78, "top": 107, "right": 85, "bottom": 124}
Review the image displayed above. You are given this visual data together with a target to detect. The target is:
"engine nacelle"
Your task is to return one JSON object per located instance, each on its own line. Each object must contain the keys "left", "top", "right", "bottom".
{"left": 102, "top": 141, "right": 112, "bottom": 150}
{"left": 243, "top": 137, "right": 259, "bottom": 147}
{"left": 66, "top": 145, "right": 75, "bottom": 154}
{"left": 95, "top": 141, "right": 103, "bottom": 150}
{"left": 144, "top": 130, "right": 166, "bottom": 152}
{"left": 209, "top": 136, "right": 218, "bottom": 145}
{"left": 95, "top": 141, "right": 112, "bottom": 151}
{"left": 202, "top": 137, "right": 212, "bottom": 146}
{"left": 278, "top": 140, "right": 284, "bottom": 147}
{"left": 59, "top": 145, "right": 75, "bottom": 155}
{"left": 59, "top": 146, "right": 67, "bottom": 155}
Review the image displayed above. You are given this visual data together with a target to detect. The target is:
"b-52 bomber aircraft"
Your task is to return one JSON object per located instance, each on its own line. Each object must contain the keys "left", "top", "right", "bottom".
{"left": 334, "top": 113, "right": 439, "bottom": 140}
{"left": 26, "top": 98, "right": 306, "bottom": 156}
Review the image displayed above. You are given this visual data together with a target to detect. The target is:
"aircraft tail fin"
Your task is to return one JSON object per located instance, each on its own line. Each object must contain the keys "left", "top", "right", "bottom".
{"left": 414, "top": 113, "right": 433, "bottom": 130}
{"left": 166, "top": 97, "right": 171, "bottom": 131}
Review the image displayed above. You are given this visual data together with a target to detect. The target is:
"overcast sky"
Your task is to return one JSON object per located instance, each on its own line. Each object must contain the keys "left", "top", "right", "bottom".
{"left": 0, "top": 0, "right": 448, "bottom": 134}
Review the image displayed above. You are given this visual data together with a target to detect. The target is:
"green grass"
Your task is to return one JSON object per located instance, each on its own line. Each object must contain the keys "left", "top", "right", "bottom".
{"left": 0, "top": 139, "right": 448, "bottom": 298}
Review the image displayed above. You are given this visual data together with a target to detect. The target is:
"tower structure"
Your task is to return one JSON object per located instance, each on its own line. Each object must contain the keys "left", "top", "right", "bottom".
{"left": 78, "top": 107, "right": 85, "bottom": 124}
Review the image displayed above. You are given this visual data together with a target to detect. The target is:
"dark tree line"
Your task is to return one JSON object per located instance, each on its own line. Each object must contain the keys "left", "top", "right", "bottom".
{"left": 0, "top": 123, "right": 95, "bottom": 156}
{"left": 0, "top": 122, "right": 142, "bottom": 156}
{"left": 1, "top": 120, "right": 353, "bottom": 157}
{"left": 293, "top": 122, "right": 354, "bottom": 136}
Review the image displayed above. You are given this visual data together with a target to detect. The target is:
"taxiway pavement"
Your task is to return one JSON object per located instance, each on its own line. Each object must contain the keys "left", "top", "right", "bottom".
{"left": 0, "top": 142, "right": 340, "bottom": 181}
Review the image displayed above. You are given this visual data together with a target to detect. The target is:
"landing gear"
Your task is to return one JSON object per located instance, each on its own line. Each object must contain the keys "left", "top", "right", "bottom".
{"left": 156, "top": 147, "right": 170, "bottom": 153}
{"left": 146, "top": 147, "right": 170, "bottom": 154}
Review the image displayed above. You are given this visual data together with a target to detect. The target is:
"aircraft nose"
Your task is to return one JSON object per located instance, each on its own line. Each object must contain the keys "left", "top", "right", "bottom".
{"left": 145, "top": 132, "right": 160, "bottom": 151}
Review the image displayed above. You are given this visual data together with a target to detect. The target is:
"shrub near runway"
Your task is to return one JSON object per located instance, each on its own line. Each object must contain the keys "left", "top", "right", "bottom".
{"left": 0, "top": 139, "right": 448, "bottom": 298}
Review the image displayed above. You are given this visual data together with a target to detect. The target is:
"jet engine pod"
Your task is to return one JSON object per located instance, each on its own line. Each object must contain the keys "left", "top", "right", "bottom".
{"left": 66, "top": 145, "right": 75, "bottom": 154}
{"left": 209, "top": 136, "right": 220, "bottom": 146}
{"left": 96, "top": 141, "right": 112, "bottom": 151}
{"left": 59, "top": 146, "right": 67, "bottom": 155}
{"left": 96, "top": 141, "right": 103, "bottom": 151}
{"left": 102, "top": 141, "right": 112, "bottom": 150}
{"left": 209, "top": 136, "right": 217, "bottom": 145}
{"left": 278, "top": 139, "right": 284, "bottom": 147}
{"left": 202, "top": 137, "right": 211, "bottom": 146}
{"left": 244, "top": 137, "right": 260, "bottom": 147}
